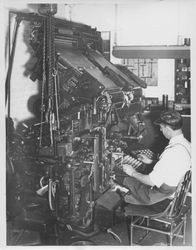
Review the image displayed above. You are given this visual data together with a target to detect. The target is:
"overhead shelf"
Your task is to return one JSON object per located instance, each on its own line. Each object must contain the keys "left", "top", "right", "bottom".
{"left": 112, "top": 45, "right": 190, "bottom": 59}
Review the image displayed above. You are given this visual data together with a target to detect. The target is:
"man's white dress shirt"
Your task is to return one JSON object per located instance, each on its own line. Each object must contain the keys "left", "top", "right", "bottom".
{"left": 149, "top": 134, "right": 191, "bottom": 188}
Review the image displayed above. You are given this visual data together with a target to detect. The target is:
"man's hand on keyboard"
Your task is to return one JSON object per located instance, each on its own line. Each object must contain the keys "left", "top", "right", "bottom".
{"left": 137, "top": 153, "right": 153, "bottom": 164}
{"left": 122, "top": 164, "right": 136, "bottom": 177}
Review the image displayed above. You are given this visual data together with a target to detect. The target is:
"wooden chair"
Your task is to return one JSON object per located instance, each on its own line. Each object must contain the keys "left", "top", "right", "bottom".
{"left": 125, "top": 170, "right": 191, "bottom": 246}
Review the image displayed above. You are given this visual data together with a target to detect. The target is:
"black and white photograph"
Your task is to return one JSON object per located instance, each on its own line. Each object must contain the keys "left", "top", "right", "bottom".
{"left": 2, "top": 0, "right": 196, "bottom": 247}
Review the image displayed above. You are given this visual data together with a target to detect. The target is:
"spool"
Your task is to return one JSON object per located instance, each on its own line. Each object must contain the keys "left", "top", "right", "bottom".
{"left": 165, "top": 95, "right": 168, "bottom": 109}
{"left": 162, "top": 95, "right": 165, "bottom": 109}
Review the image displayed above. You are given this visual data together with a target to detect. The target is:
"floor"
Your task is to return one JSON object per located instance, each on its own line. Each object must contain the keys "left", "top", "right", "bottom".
{"left": 7, "top": 203, "right": 192, "bottom": 246}
{"left": 91, "top": 212, "right": 192, "bottom": 246}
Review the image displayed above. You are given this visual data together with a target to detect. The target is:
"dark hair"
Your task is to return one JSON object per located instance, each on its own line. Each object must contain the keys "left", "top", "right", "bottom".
{"left": 154, "top": 110, "right": 183, "bottom": 130}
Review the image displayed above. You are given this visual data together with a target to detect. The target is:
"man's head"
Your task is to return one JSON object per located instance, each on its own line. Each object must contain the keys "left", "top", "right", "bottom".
{"left": 154, "top": 110, "right": 183, "bottom": 139}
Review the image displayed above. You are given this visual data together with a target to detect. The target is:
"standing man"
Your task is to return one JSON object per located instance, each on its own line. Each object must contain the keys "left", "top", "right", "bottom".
{"left": 121, "top": 110, "right": 191, "bottom": 205}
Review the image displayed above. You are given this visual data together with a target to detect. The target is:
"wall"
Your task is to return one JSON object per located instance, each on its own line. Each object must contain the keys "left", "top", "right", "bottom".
{"left": 57, "top": 1, "right": 195, "bottom": 100}
{"left": 143, "top": 59, "right": 175, "bottom": 100}
{"left": 4, "top": 3, "right": 39, "bottom": 127}
{"left": 4, "top": 1, "right": 196, "bottom": 125}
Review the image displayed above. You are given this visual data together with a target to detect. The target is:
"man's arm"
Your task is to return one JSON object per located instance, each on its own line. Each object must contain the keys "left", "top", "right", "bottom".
{"left": 123, "top": 164, "right": 155, "bottom": 187}
{"left": 132, "top": 171, "right": 155, "bottom": 186}
{"left": 137, "top": 154, "right": 153, "bottom": 165}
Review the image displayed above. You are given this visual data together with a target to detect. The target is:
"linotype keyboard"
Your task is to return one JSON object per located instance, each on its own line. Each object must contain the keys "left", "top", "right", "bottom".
{"left": 112, "top": 148, "right": 155, "bottom": 175}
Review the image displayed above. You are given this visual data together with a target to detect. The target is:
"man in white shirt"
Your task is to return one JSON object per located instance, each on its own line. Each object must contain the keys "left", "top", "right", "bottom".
{"left": 121, "top": 110, "right": 191, "bottom": 205}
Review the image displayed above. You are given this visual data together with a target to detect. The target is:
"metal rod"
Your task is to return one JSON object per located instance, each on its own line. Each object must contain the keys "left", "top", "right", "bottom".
{"left": 5, "top": 15, "right": 21, "bottom": 117}
{"left": 133, "top": 224, "right": 171, "bottom": 235}
{"left": 8, "top": 12, "right": 11, "bottom": 66}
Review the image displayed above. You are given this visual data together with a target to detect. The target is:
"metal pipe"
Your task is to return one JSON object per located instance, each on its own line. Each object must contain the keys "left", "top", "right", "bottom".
{"left": 5, "top": 15, "right": 21, "bottom": 116}
{"left": 93, "top": 135, "right": 99, "bottom": 192}
{"left": 8, "top": 12, "right": 11, "bottom": 66}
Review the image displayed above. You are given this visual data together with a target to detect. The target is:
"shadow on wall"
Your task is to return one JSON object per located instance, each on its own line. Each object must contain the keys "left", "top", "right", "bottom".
{"left": 5, "top": 6, "right": 43, "bottom": 128}
{"left": 5, "top": 6, "right": 37, "bottom": 100}
{"left": 15, "top": 5, "right": 43, "bottom": 132}
{"left": 16, "top": 94, "right": 43, "bottom": 133}
{"left": 22, "top": 12, "right": 40, "bottom": 80}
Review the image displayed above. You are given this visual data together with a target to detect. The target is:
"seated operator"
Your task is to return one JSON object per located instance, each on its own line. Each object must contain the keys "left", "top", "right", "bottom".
{"left": 119, "top": 110, "right": 191, "bottom": 205}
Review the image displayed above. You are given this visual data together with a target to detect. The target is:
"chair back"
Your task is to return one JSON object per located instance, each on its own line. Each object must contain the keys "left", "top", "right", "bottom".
{"left": 168, "top": 170, "right": 191, "bottom": 218}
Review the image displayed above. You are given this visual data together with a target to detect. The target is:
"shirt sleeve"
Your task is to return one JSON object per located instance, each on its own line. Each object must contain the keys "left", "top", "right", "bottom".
{"left": 149, "top": 145, "right": 190, "bottom": 188}
{"left": 149, "top": 156, "right": 167, "bottom": 188}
